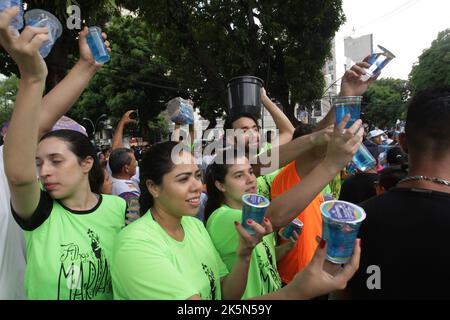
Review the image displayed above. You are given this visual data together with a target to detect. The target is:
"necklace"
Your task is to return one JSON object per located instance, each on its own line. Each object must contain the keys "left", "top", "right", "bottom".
{"left": 399, "top": 176, "right": 450, "bottom": 187}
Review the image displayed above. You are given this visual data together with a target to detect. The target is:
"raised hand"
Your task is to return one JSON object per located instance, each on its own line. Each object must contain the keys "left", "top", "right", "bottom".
{"left": 78, "top": 26, "right": 111, "bottom": 67}
{"left": 323, "top": 114, "right": 363, "bottom": 172}
{"left": 291, "top": 238, "right": 361, "bottom": 299}
{"left": 340, "top": 58, "right": 378, "bottom": 97}
{"left": 0, "top": 7, "right": 48, "bottom": 82}
{"left": 234, "top": 217, "right": 273, "bottom": 259}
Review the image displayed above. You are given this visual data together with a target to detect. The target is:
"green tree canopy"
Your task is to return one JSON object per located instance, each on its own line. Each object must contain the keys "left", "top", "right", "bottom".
{"left": 0, "top": 0, "right": 119, "bottom": 90}
{"left": 409, "top": 29, "right": 450, "bottom": 94}
{"left": 68, "top": 15, "right": 177, "bottom": 141}
{"left": 119, "top": 0, "right": 345, "bottom": 125}
{"left": 362, "top": 78, "right": 409, "bottom": 129}
{"left": 0, "top": 75, "right": 18, "bottom": 125}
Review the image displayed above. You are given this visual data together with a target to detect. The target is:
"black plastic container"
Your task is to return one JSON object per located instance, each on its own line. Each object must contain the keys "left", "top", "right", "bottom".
{"left": 227, "top": 76, "right": 264, "bottom": 119}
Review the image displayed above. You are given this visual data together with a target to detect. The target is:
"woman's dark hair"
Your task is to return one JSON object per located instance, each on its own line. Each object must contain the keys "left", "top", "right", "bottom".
{"left": 138, "top": 141, "right": 181, "bottom": 215}
{"left": 39, "top": 130, "right": 104, "bottom": 194}
{"left": 204, "top": 148, "right": 247, "bottom": 222}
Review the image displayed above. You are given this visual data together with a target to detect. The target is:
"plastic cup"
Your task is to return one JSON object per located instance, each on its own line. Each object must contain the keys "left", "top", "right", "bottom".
{"left": 86, "top": 26, "right": 110, "bottom": 64}
{"left": 241, "top": 194, "right": 270, "bottom": 235}
{"left": 361, "top": 45, "right": 396, "bottom": 82}
{"left": 320, "top": 200, "right": 366, "bottom": 264}
{"left": 279, "top": 218, "right": 303, "bottom": 240}
{"left": 352, "top": 143, "right": 377, "bottom": 172}
{"left": 0, "top": 0, "right": 23, "bottom": 30}
{"left": 227, "top": 76, "right": 264, "bottom": 120}
{"left": 333, "top": 96, "right": 362, "bottom": 129}
{"left": 24, "top": 9, "right": 62, "bottom": 58}
{"left": 167, "top": 97, "right": 194, "bottom": 125}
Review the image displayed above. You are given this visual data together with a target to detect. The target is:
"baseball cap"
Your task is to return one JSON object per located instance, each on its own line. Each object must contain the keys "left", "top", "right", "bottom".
{"left": 367, "top": 129, "right": 386, "bottom": 140}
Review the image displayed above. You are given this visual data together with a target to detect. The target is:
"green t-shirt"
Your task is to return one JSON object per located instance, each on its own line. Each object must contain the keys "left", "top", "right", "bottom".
{"left": 13, "top": 192, "right": 126, "bottom": 300}
{"left": 256, "top": 143, "right": 282, "bottom": 200}
{"left": 112, "top": 211, "right": 229, "bottom": 300}
{"left": 206, "top": 205, "right": 282, "bottom": 299}
{"left": 257, "top": 169, "right": 281, "bottom": 200}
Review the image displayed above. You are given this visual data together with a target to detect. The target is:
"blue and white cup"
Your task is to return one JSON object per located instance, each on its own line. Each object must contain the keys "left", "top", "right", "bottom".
{"left": 333, "top": 96, "right": 362, "bottom": 129}
{"left": 320, "top": 200, "right": 366, "bottom": 264}
{"left": 24, "top": 9, "right": 62, "bottom": 58}
{"left": 279, "top": 218, "right": 303, "bottom": 240}
{"left": 352, "top": 143, "right": 377, "bottom": 172}
{"left": 86, "top": 26, "right": 110, "bottom": 64}
{"left": 241, "top": 194, "right": 270, "bottom": 236}
{"left": 361, "top": 45, "right": 396, "bottom": 81}
{"left": 0, "top": 0, "right": 23, "bottom": 30}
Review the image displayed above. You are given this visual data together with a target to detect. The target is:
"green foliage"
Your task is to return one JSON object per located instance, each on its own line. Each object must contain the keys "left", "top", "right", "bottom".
{"left": 0, "top": 75, "right": 18, "bottom": 124}
{"left": 362, "top": 78, "right": 410, "bottom": 129}
{"left": 68, "top": 15, "right": 177, "bottom": 139}
{"left": 119, "top": 0, "right": 345, "bottom": 124}
{"left": 0, "top": 0, "right": 120, "bottom": 88}
{"left": 409, "top": 29, "right": 450, "bottom": 94}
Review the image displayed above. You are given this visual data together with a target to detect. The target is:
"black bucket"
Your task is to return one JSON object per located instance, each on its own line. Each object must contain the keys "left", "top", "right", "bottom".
{"left": 227, "top": 76, "right": 264, "bottom": 119}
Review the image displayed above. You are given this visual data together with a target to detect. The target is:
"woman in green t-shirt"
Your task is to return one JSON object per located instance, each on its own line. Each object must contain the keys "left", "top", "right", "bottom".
{"left": 204, "top": 115, "right": 365, "bottom": 298}
{"left": 2, "top": 20, "right": 125, "bottom": 300}
{"left": 111, "top": 141, "right": 361, "bottom": 300}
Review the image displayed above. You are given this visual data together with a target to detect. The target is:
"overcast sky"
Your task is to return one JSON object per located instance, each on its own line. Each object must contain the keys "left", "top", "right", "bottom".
{"left": 334, "top": 0, "right": 450, "bottom": 81}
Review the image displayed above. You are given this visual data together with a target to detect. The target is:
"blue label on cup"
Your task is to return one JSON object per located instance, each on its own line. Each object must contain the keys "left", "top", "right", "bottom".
{"left": 327, "top": 203, "right": 358, "bottom": 222}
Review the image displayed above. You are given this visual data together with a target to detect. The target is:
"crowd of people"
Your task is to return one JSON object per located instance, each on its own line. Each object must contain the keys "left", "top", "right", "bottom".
{"left": 1, "top": 6, "right": 449, "bottom": 301}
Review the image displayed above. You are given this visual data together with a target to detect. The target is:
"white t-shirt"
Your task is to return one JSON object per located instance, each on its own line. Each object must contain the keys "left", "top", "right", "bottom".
{"left": 0, "top": 146, "right": 27, "bottom": 299}
{"left": 111, "top": 176, "right": 140, "bottom": 198}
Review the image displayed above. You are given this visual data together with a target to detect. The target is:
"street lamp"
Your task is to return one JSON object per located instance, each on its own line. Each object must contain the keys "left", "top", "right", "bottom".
{"left": 82, "top": 114, "right": 108, "bottom": 140}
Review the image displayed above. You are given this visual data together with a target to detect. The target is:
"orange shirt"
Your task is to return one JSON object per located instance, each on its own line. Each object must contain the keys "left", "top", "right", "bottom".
{"left": 271, "top": 161, "right": 324, "bottom": 284}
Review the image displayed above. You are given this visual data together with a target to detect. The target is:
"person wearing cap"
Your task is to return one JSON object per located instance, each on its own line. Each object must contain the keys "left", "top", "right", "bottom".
{"left": 366, "top": 129, "right": 386, "bottom": 145}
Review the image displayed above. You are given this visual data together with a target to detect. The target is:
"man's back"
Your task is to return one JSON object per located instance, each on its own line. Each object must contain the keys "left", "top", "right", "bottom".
{"left": 348, "top": 187, "right": 450, "bottom": 299}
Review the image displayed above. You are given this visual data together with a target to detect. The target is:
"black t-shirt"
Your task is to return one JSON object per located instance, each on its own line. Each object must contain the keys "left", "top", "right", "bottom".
{"left": 339, "top": 173, "right": 378, "bottom": 204}
{"left": 347, "top": 187, "right": 450, "bottom": 299}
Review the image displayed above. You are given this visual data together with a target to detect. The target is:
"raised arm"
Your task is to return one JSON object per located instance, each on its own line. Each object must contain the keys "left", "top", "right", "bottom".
{"left": 252, "top": 125, "right": 333, "bottom": 177}
{"left": 266, "top": 115, "right": 363, "bottom": 228}
{"left": 111, "top": 110, "right": 138, "bottom": 150}
{"left": 1, "top": 8, "right": 49, "bottom": 219}
{"left": 38, "top": 26, "right": 111, "bottom": 137}
{"left": 315, "top": 61, "right": 376, "bottom": 131}
{"left": 261, "top": 88, "right": 294, "bottom": 146}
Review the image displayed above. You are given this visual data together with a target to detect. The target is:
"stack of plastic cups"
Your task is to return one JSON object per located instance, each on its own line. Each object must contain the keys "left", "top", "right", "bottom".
{"left": 24, "top": 9, "right": 63, "bottom": 58}
{"left": 360, "top": 45, "right": 396, "bottom": 82}
{"left": 0, "top": 0, "right": 24, "bottom": 31}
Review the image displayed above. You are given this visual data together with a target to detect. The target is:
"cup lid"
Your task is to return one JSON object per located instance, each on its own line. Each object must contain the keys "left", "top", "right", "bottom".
{"left": 242, "top": 194, "right": 270, "bottom": 208}
{"left": 320, "top": 200, "right": 366, "bottom": 223}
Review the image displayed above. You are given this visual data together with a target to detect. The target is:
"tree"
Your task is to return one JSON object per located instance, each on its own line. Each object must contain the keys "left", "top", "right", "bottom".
{"left": 0, "top": 75, "right": 18, "bottom": 125}
{"left": 68, "top": 15, "right": 178, "bottom": 140}
{"left": 362, "top": 78, "right": 410, "bottom": 129}
{"left": 409, "top": 29, "right": 450, "bottom": 94}
{"left": 0, "top": 0, "right": 119, "bottom": 90}
{"left": 119, "top": 0, "right": 345, "bottom": 125}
